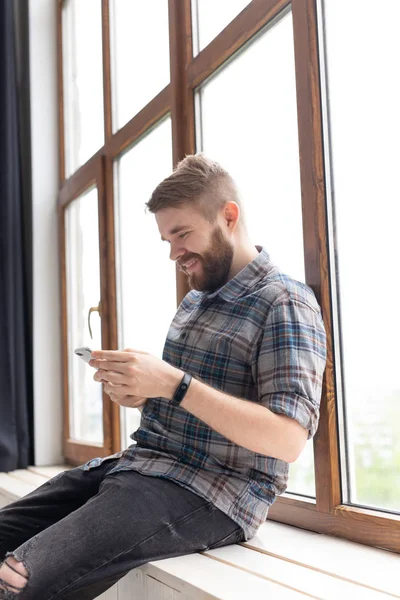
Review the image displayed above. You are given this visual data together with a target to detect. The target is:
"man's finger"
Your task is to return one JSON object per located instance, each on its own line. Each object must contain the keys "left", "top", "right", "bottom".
{"left": 90, "top": 360, "right": 130, "bottom": 372}
{"left": 94, "top": 369, "right": 124, "bottom": 382}
{"left": 103, "top": 380, "right": 126, "bottom": 391}
{"left": 108, "top": 394, "right": 147, "bottom": 408}
{"left": 101, "top": 370, "right": 127, "bottom": 384}
{"left": 90, "top": 351, "right": 130, "bottom": 363}
{"left": 91, "top": 349, "right": 148, "bottom": 361}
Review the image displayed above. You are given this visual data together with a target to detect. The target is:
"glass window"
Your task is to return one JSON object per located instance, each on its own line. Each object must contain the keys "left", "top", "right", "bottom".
{"left": 288, "top": 441, "right": 315, "bottom": 498}
{"left": 65, "top": 187, "right": 103, "bottom": 444}
{"left": 197, "top": 8, "right": 315, "bottom": 495}
{"left": 62, "top": 0, "right": 104, "bottom": 176}
{"left": 192, "top": 0, "right": 252, "bottom": 55}
{"left": 114, "top": 118, "right": 176, "bottom": 447}
{"left": 197, "top": 9, "right": 304, "bottom": 282}
{"left": 110, "top": 0, "right": 170, "bottom": 131}
{"left": 323, "top": 0, "right": 400, "bottom": 512}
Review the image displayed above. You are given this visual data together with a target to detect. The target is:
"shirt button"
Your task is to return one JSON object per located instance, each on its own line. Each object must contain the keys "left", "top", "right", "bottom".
{"left": 181, "top": 332, "right": 187, "bottom": 339}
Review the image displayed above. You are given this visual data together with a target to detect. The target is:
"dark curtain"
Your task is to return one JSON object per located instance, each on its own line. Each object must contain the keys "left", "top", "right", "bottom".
{"left": 0, "top": 0, "right": 33, "bottom": 471}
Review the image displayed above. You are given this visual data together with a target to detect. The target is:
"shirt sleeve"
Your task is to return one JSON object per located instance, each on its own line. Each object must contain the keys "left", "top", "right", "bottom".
{"left": 253, "top": 295, "right": 327, "bottom": 439}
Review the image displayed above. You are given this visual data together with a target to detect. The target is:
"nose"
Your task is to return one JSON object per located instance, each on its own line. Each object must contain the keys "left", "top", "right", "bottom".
{"left": 169, "top": 241, "right": 185, "bottom": 263}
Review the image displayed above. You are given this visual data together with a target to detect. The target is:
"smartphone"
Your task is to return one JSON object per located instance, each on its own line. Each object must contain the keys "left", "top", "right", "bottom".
{"left": 74, "top": 347, "right": 93, "bottom": 364}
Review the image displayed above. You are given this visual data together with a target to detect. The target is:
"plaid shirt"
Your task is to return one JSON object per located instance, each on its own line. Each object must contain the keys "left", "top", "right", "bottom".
{"left": 88, "top": 246, "right": 327, "bottom": 540}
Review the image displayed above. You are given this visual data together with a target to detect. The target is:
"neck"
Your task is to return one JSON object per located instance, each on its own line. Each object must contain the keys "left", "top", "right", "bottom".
{"left": 229, "top": 241, "right": 259, "bottom": 279}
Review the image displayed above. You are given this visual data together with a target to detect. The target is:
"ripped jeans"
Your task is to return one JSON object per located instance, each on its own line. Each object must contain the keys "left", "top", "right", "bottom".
{"left": 0, "top": 457, "right": 244, "bottom": 599}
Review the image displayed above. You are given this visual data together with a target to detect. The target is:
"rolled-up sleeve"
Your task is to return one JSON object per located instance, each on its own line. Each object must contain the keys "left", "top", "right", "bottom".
{"left": 253, "top": 296, "right": 327, "bottom": 439}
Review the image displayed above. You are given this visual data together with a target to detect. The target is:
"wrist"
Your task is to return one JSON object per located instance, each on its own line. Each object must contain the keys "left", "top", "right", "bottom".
{"left": 165, "top": 368, "right": 185, "bottom": 400}
{"left": 170, "top": 372, "right": 193, "bottom": 406}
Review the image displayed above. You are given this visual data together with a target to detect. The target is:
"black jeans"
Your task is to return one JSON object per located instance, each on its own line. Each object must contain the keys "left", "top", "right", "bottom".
{"left": 0, "top": 458, "right": 244, "bottom": 599}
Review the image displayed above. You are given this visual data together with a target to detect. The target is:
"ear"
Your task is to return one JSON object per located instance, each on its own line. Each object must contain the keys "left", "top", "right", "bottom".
{"left": 223, "top": 201, "right": 240, "bottom": 231}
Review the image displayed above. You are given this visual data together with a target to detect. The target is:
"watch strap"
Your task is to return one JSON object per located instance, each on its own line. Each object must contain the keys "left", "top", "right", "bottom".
{"left": 171, "top": 372, "right": 192, "bottom": 405}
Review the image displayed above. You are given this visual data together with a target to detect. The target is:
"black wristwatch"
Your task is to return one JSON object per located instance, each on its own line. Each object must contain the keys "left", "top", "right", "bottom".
{"left": 171, "top": 372, "right": 192, "bottom": 406}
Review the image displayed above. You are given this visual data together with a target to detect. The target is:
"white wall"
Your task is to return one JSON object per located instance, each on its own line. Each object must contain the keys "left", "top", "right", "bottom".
{"left": 29, "top": 0, "right": 63, "bottom": 464}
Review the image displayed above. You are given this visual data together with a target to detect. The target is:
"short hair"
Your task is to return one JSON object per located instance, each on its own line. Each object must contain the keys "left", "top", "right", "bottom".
{"left": 146, "top": 154, "right": 246, "bottom": 228}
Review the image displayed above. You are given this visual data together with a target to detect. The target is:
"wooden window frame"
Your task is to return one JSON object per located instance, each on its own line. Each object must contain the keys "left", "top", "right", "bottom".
{"left": 57, "top": 0, "right": 400, "bottom": 552}
{"left": 58, "top": 154, "right": 115, "bottom": 463}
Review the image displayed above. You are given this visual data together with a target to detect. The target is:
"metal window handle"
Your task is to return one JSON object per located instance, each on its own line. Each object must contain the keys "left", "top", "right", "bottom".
{"left": 88, "top": 302, "right": 101, "bottom": 340}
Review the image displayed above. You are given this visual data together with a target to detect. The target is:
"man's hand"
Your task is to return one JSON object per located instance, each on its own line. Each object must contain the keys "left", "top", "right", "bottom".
{"left": 89, "top": 348, "right": 183, "bottom": 405}
{"left": 104, "top": 389, "right": 147, "bottom": 409}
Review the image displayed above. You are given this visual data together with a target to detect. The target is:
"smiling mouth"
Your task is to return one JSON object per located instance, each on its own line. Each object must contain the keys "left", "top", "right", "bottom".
{"left": 185, "top": 259, "right": 198, "bottom": 271}
{"left": 179, "top": 258, "right": 199, "bottom": 272}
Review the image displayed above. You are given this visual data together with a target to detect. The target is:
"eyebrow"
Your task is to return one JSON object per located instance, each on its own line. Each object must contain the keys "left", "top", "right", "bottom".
{"left": 161, "top": 225, "right": 191, "bottom": 242}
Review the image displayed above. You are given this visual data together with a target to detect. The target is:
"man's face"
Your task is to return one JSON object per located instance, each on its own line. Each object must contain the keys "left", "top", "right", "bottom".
{"left": 156, "top": 206, "right": 234, "bottom": 293}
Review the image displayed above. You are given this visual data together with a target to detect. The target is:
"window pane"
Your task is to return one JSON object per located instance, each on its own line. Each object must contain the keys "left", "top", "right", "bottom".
{"left": 114, "top": 118, "right": 176, "bottom": 447}
{"left": 192, "top": 0, "right": 251, "bottom": 54}
{"left": 197, "top": 10, "right": 304, "bottom": 281}
{"left": 197, "top": 8, "right": 315, "bottom": 495}
{"left": 65, "top": 188, "right": 103, "bottom": 444}
{"left": 288, "top": 441, "right": 315, "bottom": 497}
{"left": 111, "top": 0, "right": 170, "bottom": 131}
{"left": 62, "top": 0, "right": 104, "bottom": 177}
{"left": 323, "top": 0, "right": 400, "bottom": 512}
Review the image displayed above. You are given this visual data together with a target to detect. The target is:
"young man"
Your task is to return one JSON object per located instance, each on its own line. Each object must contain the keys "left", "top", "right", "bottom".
{"left": 0, "top": 155, "right": 327, "bottom": 598}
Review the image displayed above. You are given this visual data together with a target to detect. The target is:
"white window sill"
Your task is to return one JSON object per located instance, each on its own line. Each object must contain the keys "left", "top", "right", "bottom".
{"left": 0, "top": 467, "right": 397, "bottom": 599}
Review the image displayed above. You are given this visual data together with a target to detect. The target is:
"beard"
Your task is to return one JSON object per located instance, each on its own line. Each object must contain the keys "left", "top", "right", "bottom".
{"left": 186, "top": 225, "right": 234, "bottom": 293}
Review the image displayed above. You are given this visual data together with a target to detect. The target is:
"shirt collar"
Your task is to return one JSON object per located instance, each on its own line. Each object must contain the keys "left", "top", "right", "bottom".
{"left": 193, "top": 245, "right": 278, "bottom": 303}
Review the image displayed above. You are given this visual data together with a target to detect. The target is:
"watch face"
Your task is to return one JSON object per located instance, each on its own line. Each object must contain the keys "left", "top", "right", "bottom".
{"left": 172, "top": 373, "right": 192, "bottom": 405}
